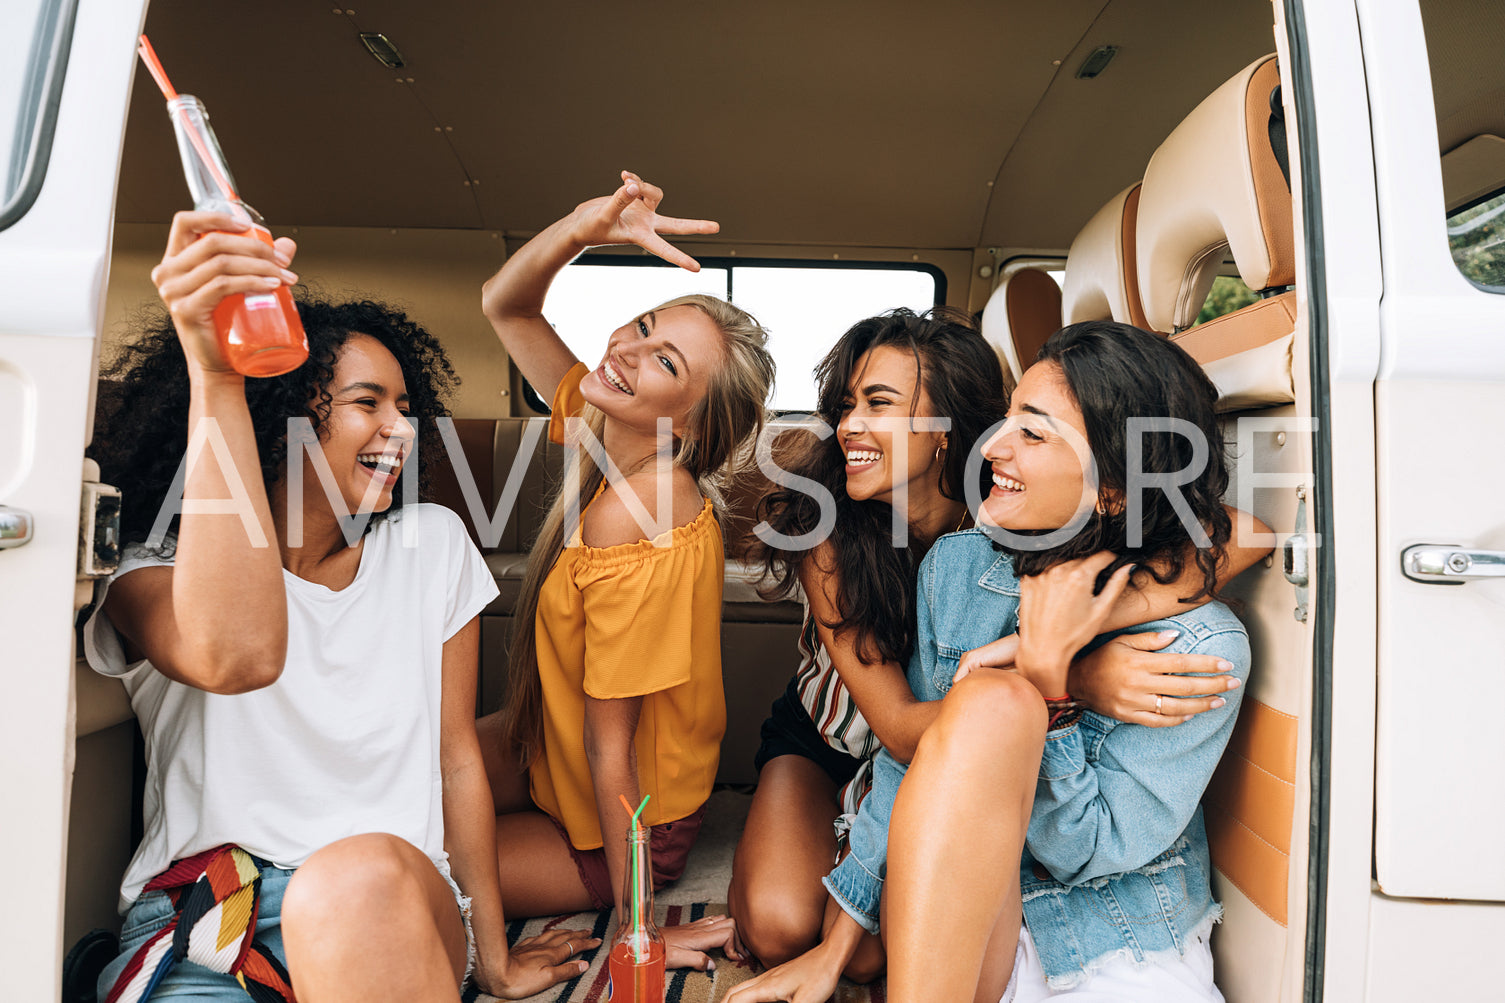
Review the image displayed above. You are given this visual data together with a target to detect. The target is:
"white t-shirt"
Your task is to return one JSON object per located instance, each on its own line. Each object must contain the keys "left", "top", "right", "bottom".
{"left": 83, "top": 503, "right": 499, "bottom": 911}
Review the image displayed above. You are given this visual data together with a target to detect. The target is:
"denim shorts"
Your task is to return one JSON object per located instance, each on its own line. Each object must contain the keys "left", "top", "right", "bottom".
{"left": 97, "top": 857, "right": 474, "bottom": 1000}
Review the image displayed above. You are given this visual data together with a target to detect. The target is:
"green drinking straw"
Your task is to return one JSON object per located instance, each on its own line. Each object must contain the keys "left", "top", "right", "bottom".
{"left": 619, "top": 793, "right": 652, "bottom": 959}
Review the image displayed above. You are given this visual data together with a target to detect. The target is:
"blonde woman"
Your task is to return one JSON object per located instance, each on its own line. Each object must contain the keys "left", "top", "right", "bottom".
{"left": 476, "top": 173, "right": 774, "bottom": 971}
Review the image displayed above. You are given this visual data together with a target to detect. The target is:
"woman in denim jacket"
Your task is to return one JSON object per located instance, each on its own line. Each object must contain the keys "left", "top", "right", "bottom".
{"left": 729, "top": 321, "right": 1249, "bottom": 1003}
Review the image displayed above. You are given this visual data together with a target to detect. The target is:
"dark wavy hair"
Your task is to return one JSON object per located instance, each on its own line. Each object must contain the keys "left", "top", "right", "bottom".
{"left": 756, "top": 308, "right": 1008, "bottom": 664}
{"left": 1005, "top": 321, "right": 1230, "bottom": 601}
{"left": 93, "top": 295, "right": 458, "bottom": 549}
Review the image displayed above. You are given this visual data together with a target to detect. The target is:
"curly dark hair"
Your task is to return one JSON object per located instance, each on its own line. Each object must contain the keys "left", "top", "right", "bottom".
{"left": 93, "top": 295, "right": 459, "bottom": 549}
{"left": 755, "top": 308, "right": 1008, "bottom": 665}
{"left": 1005, "top": 321, "right": 1231, "bottom": 602}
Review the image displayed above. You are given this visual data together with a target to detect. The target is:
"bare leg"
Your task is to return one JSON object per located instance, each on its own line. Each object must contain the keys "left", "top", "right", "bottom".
{"left": 728, "top": 755, "right": 842, "bottom": 967}
{"left": 973, "top": 896, "right": 1027, "bottom": 1003}
{"left": 494, "top": 809, "right": 599, "bottom": 917}
{"left": 478, "top": 710, "right": 595, "bottom": 916}
{"left": 281, "top": 833, "right": 466, "bottom": 1003}
{"left": 476, "top": 710, "right": 533, "bottom": 812}
{"left": 883, "top": 672, "right": 1046, "bottom": 1003}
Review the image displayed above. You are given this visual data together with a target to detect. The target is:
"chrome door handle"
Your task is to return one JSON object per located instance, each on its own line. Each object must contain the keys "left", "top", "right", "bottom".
{"left": 0, "top": 505, "right": 34, "bottom": 550}
{"left": 1401, "top": 545, "right": 1505, "bottom": 583}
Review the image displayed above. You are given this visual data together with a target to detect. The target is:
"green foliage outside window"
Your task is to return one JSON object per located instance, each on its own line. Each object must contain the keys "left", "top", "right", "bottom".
{"left": 1194, "top": 275, "right": 1259, "bottom": 326}
{"left": 1447, "top": 192, "right": 1505, "bottom": 293}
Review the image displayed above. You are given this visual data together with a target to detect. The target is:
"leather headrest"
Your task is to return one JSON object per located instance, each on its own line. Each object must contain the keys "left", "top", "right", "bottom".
{"left": 1061, "top": 184, "right": 1149, "bottom": 328}
{"left": 1136, "top": 54, "right": 1295, "bottom": 333}
{"left": 980, "top": 267, "right": 1061, "bottom": 379}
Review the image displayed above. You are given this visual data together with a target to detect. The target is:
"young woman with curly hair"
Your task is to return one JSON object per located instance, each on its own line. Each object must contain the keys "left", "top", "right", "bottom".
{"left": 85, "top": 212, "right": 593, "bottom": 1003}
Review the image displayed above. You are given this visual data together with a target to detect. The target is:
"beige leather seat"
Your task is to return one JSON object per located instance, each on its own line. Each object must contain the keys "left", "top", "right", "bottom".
{"left": 1060, "top": 183, "right": 1151, "bottom": 328}
{"left": 1134, "top": 53, "right": 1305, "bottom": 1003}
{"left": 980, "top": 267, "right": 1062, "bottom": 382}
{"left": 1137, "top": 53, "right": 1296, "bottom": 411}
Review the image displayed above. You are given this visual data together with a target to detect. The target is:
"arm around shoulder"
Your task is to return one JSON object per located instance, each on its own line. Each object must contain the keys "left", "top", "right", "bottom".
{"left": 1029, "top": 622, "right": 1250, "bottom": 884}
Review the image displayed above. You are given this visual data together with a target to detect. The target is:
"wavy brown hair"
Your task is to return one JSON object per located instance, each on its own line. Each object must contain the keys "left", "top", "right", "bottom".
{"left": 1005, "top": 321, "right": 1231, "bottom": 601}
{"left": 755, "top": 308, "right": 1008, "bottom": 665}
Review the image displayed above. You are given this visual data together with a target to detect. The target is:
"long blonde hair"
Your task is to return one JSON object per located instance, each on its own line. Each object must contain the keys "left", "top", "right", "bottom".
{"left": 501, "top": 294, "right": 775, "bottom": 763}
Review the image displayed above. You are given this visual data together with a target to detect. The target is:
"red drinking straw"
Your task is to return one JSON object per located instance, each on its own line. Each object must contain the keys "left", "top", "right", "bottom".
{"left": 137, "top": 34, "right": 241, "bottom": 204}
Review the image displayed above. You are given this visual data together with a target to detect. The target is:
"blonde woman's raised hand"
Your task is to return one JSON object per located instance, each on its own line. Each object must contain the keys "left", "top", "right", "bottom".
{"left": 567, "top": 171, "right": 720, "bottom": 272}
{"left": 150, "top": 210, "right": 299, "bottom": 376}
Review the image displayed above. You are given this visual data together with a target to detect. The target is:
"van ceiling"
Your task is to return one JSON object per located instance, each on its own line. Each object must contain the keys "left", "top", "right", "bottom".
{"left": 118, "top": 0, "right": 1277, "bottom": 251}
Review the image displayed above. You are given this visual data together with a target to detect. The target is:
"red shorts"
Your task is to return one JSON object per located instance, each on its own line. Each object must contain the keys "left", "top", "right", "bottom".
{"left": 551, "top": 803, "right": 707, "bottom": 910}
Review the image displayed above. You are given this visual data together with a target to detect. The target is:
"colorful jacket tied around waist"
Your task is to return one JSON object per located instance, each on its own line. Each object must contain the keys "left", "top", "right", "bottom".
{"left": 106, "top": 844, "right": 295, "bottom": 1003}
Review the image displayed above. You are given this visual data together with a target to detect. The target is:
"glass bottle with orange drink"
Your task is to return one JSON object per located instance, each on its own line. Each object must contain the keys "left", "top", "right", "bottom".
{"left": 165, "top": 94, "right": 308, "bottom": 377}
{"left": 608, "top": 813, "right": 665, "bottom": 1002}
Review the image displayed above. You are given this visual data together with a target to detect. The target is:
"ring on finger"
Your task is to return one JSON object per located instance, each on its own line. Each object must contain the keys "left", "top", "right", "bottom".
{"left": 1155, "top": 694, "right": 1164, "bottom": 714}
{"left": 564, "top": 940, "right": 574, "bottom": 956}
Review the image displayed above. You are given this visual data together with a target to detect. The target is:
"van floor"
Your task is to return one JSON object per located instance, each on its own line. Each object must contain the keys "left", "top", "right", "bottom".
{"left": 501, "top": 788, "right": 892, "bottom": 1001}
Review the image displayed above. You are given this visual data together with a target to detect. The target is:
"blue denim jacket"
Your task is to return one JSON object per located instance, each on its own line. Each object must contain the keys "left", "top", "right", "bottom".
{"left": 822, "top": 529, "right": 1250, "bottom": 986}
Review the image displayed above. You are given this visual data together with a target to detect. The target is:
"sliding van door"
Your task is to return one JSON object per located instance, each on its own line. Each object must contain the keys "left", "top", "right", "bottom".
{"left": 1359, "top": 0, "right": 1505, "bottom": 998}
{"left": 0, "top": 0, "right": 148, "bottom": 995}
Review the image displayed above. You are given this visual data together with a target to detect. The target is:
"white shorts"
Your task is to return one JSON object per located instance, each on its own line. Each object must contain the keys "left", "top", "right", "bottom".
{"left": 1000, "top": 924, "right": 1224, "bottom": 1003}
{"left": 434, "top": 857, "right": 477, "bottom": 983}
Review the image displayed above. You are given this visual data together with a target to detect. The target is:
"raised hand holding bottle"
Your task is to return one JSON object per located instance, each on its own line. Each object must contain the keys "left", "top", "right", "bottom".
{"left": 141, "top": 35, "right": 308, "bottom": 378}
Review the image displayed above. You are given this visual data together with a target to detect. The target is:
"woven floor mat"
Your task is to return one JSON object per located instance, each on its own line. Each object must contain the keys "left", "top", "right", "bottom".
{"left": 465, "top": 902, "right": 885, "bottom": 1003}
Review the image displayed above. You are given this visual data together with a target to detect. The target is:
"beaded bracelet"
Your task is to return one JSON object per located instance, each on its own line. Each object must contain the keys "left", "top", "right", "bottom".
{"left": 1048, "top": 707, "right": 1083, "bottom": 731}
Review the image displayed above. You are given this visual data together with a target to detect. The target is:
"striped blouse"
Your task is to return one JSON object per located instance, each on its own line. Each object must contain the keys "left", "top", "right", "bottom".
{"left": 792, "top": 596, "right": 884, "bottom": 828}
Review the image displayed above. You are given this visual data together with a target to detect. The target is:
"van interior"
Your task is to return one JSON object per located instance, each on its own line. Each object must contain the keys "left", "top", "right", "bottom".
{"left": 61, "top": 1, "right": 1505, "bottom": 1000}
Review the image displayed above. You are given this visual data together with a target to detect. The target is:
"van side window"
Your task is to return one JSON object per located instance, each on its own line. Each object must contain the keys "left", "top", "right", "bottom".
{"left": 1194, "top": 274, "right": 1259, "bottom": 326}
{"left": 0, "top": 0, "right": 73, "bottom": 231}
{"left": 1418, "top": 0, "right": 1505, "bottom": 293}
{"left": 1446, "top": 191, "right": 1505, "bottom": 292}
{"left": 538, "top": 257, "right": 942, "bottom": 412}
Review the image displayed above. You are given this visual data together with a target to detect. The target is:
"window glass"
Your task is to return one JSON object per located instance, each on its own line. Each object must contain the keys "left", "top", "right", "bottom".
{"left": 1446, "top": 191, "right": 1505, "bottom": 292}
{"left": 732, "top": 266, "right": 939, "bottom": 411}
{"left": 1194, "top": 275, "right": 1258, "bottom": 326}
{"left": 0, "top": 0, "right": 71, "bottom": 231}
{"left": 1418, "top": 0, "right": 1505, "bottom": 293}
{"left": 537, "top": 259, "right": 940, "bottom": 412}
{"left": 541, "top": 263, "right": 728, "bottom": 369}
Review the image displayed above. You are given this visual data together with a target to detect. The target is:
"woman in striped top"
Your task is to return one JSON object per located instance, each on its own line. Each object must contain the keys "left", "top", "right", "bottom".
{"left": 727, "top": 309, "right": 1264, "bottom": 980}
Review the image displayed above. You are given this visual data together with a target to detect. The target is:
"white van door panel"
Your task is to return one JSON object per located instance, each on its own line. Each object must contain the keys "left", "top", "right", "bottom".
{"left": 1278, "top": 0, "right": 1386, "bottom": 996}
{"left": 0, "top": 0, "right": 148, "bottom": 996}
{"left": 1361, "top": 0, "right": 1505, "bottom": 903}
